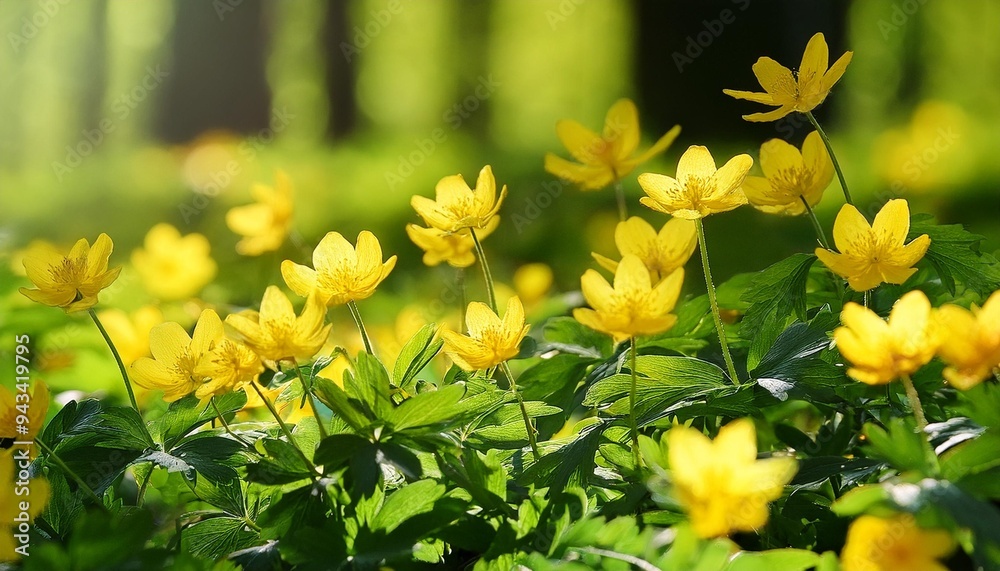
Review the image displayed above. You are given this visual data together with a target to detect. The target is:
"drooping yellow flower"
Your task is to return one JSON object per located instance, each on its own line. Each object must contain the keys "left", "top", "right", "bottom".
{"left": 934, "top": 291, "right": 1000, "bottom": 390}
{"left": 840, "top": 514, "right": 954, "bottom": 571}
{"left": 815, "top": 200, "right": 930, "bottom": 292}
{"left": 411, "top": 165, "right": 507, "bottom": 233}
{"left": 130, "top": 309, "right": 224, "bottom": 402}
{"left": 544, "top": 98, "right": 682, "bottom": 190}
{"left": 668, "top": 419, "right": 796, "bottom": 538}
{"left": 97, "top": 305, "right": 164, "bottom": 365}
{"left": 592, "top": 216, "right": 697, "bottom": 284}
{"left": 193, "top": 337, "right": 263, "bottom": 400}
{"left": 1, "top": 449, "right": 50, "bottom": 562}
{"left": 441, "top": 297, "right": 530, "bottom": 371}
{"left": 132, "top": 223, "right": 217, "bottom": 301}
{"left": 226, "top": 170, "right": 294, "bottom": 256}
{"left": 19, "top": 233, "right": 121, "bottom": 313}
{"left": 638, "top": 145, "right": 753, "bottom": 220}
{"left": 743, "top": 131, "right": 834, "bottom": 215}
{"left": 573, "top": 254, "right": 684, "bottom": 342}
{"left": 723, "top": 32, "right": 853, "bottom": 122}
{"left": 225, "top": 286, "right": 332, "bottom": 367}
{"left": 0, "top": 380, "right": 49, "bottom": 442}
{"left": 281, "top": 231, "right": 396, "bottom": 307}
{"left": 406, "top": 216, "right": 499, "bottom": 268}
{"left": 835, "top": 291, "right": 938, "bottom": 385}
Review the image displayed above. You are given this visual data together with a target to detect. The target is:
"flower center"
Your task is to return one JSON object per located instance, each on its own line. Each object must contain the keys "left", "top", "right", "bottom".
{"left": 49, "top": 257, "right": 87, "bottom": 287}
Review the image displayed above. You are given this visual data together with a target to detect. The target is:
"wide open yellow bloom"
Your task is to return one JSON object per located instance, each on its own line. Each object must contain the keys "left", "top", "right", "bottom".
{"left": 835, "top": 291, "right": 938, "bottom": 385}
{"left": 193, "top": 337, "right": 263, "bottom": 401}
{"left": 19, "top": 233, "right": 121, "bottom": 313}
{"left": 130, "top": 309, "right": 224, "bottom": 402}
{"left": 723, "top": 32, "right": 853, "bottom": 122}
{"left": 281, "top": 231, "right": 397, "bottom": 307}
{"left": 638, "top": 145, "right": 753, "bottom": 220}
{"left": 815, "top": 200, "right": 930, "bottom": 292}
{"left": 841, "top": 514, "right": 954, "bottom": 571}
{"left": 441, "top": 296, "right": 529, "bottom": 371}
{"left": 225, "top": 286, "right": 332, "bottom": 367}
{"left": 574, "top": 255, "right": 684, "bottom": 342}
{"left": 0, "top": 380, "right": 49, "bottom": 442}
{"left": 935, "top": 290, "right": 1000, "bottom": 390}
{"left": 132, "top": 223, "right": 217, "bottom": 301}
{"left": 226, "top": 169, "right": 294, "bottom": 256}
{"left": 668, "top": 419, "right": 796, "bottom": 539}
{"left": 1, "top": 449, "right": 50, "bottom": 562}
{"left": 743, "top": 131, "right": 834, "bottom": 215}
{"left": 545, "top": 98, "right": 682, "bottom": 191}
{"left": 97, "top": 305, "right": 164, "bottom": 365}
{"left": 411, "top": 165, "right": 506, "bottom": 233}
{"left": 592, "top": 216, "right": 697, "bottom": 284}
{"left": 406, "top": 216, "right": 499, "bottom": 268}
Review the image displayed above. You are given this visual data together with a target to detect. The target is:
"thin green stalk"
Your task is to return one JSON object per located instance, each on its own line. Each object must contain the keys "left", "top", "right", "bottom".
{"left": 249, "top": 381, "right": 318, "bottom": 480}
{"left": 211, "top": 396, "right": 253, "bottom": 446}
{"left": 800, "top": 196, "right": 830, "bottom": 249}
{"left": 628, "top": 337, "right": 640, "bottom": 468}
{"left": 695, "top": 219, "right": 741, "bottom": 384}
{"left": 804, "top": 111, "right": 853, "bottom": 205}
{"left": 457, "top": 267, "right": 467, "bottom": 334}
{"left": 613, "top": 178, "right": 628, "bottom": 222}
{"left": 501, "top": 362, "right": 541, "bottom": 461}
{"left": 35, "top": 437, "right": 109, "bottom": 511}
{"left": 88, "top": 308, "right": 139, "bottom": 412}
{"left": 470, "top": 228, "right": 498, "bottom": 313}
{"left": 900, "top": 374, "right": 928, "bottom": 432}
{"left": 347, "top": 300, "right": 374, "bottom": 355}
{"left": 289, "top": 358, "right": 328, "bottom": 440}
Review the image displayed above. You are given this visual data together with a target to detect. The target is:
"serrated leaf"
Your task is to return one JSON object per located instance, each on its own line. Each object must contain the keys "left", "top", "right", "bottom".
{"left": 542, "top": 316, "right": 613, "bottom": 358}
{"left": 370, "top": 480, "right": 445, "bottom": 533}
{"left": 393, "top": 323, "right": 443, "bottom": 393}
{"left": 181, "top": 516, "right": 260, "bottom": 560}
{"left": 740, "top": 254, "right": 816, "bottom": 368}
{"left": 155, "top": 391, "right": 247, "bottom": 449}
{"left": 910, "top": 214, "right": 1000, "bottom": 296}
{"left": 313, "top": 375, "right": 371, "bottom": 434}
{"left": 383, "top": 383, "right": 466, "bottom": 432}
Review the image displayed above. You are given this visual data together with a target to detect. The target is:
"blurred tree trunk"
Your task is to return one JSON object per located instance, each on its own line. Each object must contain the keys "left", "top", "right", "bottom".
{"left": 323, "top": 0, "right": 357, "bottom": 139}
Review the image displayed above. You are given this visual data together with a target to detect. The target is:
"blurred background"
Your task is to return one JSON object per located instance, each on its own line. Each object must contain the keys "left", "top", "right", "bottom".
{"left": 2, "top": 0, "right": 999, "bottom": 399}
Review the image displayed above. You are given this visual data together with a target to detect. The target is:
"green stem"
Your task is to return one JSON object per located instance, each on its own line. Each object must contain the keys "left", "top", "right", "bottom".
{"left": 88, "top": 308, "right": 140, "bottom": 412}
{"left": 613, "top": 178, "right": 628, "bottom": 222}
{"left": 804, "top": 111, "right": 853, "bottom": 205}
{"left": 289, "top": 358, "right": 328, "bottom": 440}
{"left": 696, "top": 219, "right": 741, "bottom": 384}
{"left": 457, "top": 267, "right": 467, "bottom": 334}
{"left": 470, "top": 228, "right": 498, "bottom": 313}
{"left": 628, "top": 336, "right": 640, "bottom": 468}
{"left": 249, "top": 381, "right": 318, "bottom": 480}
{"left": 501, "top": 362, "right": 540, "bottom": 461}
{"left": 800, "top": 196, "right": 830, "bottom": 249}
{"left": 347, "top": 300, "right": 374, "bottom": 355}
{"left": 211, "top": 396, "right": 253, "bottom": 446}
{"left": 900, "top": 374, "right": 928, "bottom": 432}
{"left": 35, "top": 437, "right": 109, "bottom": 511}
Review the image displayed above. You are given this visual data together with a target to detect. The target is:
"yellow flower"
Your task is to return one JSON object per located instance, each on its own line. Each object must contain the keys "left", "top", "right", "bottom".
{"left": 573, "top": 254, "right": 684, "bottom": 342}
{"left": 130, "top": 309, "right": 224, "bottom": 402}
{"left": 638, "top": 145, "right": 753, "bottom": 220}
{"left": 406, "top": 217, "right": 500, "bottom": 268}
{"left": 815, "top": 200, "right": 930, "bottom": 292}
{"left": 0, "top": 380, "right": 49, "bottom": 442}
{"left": 668, "top": 419, "right": 796, "bottom": 538}
{"left": 281, "top": 231, "right": 396, "bottom": 307}
{"left": 934, "top": 291, "right": 1000, "bottom": 390}
{"left": 835, "top": 291, "right": 938, "bottom": 385}
{"left": 19, "top": 233, "right": 121, "bottom": 313}
{"left": 97, "top": 305, "right": 164, "bottom": 365}
{"left": 193, "top": 338, "right": 263, "bottom": 400}
{"left": 226, "top": 169, "right": 294, "bottom": 256}
{"left": 723, "top": 32, "right": 853, "bottom": 122}
{"left": 841, "top": 514, "right": 954, "bottom": 571}
{"left": 441, "top": 297, "right": 530, "bottom": 371}
{"left": 225, "top": 286, "right": 332, "bottom": 367}
{"left": 132, "top": 223, "right": 217, "bottom": 301}
{"left": 743, "top": 131, "right": 834, "bottom": 215}
{"left": 1, "top": 449, "right": 50, "bottom": 562}
{"left": 513, "top": 263, "right": 554, "bottom": 308}
{"left": 410, "top": 165, "right": 507, "bottom": 233}
{"left": 544, "top": 98, "right": 682, "bottom": 190}
{"left": 592, "top": 216, "right": 697, "bottom": 284}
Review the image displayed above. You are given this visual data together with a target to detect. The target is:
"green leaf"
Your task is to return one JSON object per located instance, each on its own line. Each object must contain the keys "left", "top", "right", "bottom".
{"left": 392, "top": 323, "right": 444, "bottom": 393}
{"left": 910, "top": 214, "right": 1000, "bottom": 296}
{"left": 862, "top": 418, "right": 935, "bottom": 474}
{"left": 313, "top": 375, "right": 371, "bottom": 434}
{"left": 155, "top": 391, "right": 247, "bottom": 449}
{"left": 170, "top": 435, "right": 249, "bottom": 483}
{"left": 63, "top": 510, "right": 155, "bottom": 570}
{"left": 740, "top": 253, "right": 816, "bottom": 368}
{"left": 542, "top": 316, "right": 613, "bottom": 358}
{"left": 181, "top": 516, "right": 260, "bottom": 560}
{"left": 43, "top": 399, "right": 153, "bottom": 453}
{"left": 370, "top": 479, "right": 446, "bottom": 533}
{"left": 751, "top": 312, "right": 844, "bottom": 402}
{"left": 314, "top": 433, "right": 371, "bottom": 469}
{"left": 345, "top": 352, "right": 394, "bottom": 420}
{"left": 725, "top": 549, "right": 821, "bottom": 571}
{"left": 383, "top": 383, "right": 467, "bottom": 432}
{"left": 246, "top": 438, "right": 314, "bottom": 485}
{"left": 519, "top": 421, "right": 605, "bottom": 492}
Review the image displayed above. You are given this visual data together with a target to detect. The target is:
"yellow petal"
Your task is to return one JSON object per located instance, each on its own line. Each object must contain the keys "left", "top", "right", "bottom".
{"left": 667, "top": 424, "right": 713, "bottom": 486}
{"left": 832, "top": 204, "right": 872, "bottom": 254}
{"left": 614, "top": 254, "right": 652, "bottom": 296}
{"left": 226, "top": 203, "right": 273, "bottom": 235}
{"left": 592, "top": 253, "right": 620, "bottom": 275}
{"left": 148, "top": 322, "right": 192, "bottom": 363}
{"left": 572, "top": 308, "right": 610, "bottom": 338}
{"left": 436, "top": 173, "right": 473, "bottom": 204}
{"left": 887, "top": 290, "right": 931, "bottom": 338}
{"left": 501, "top": 296, "right": 527, "bottom": 342}
{"left": 677, "top": 145, "right": 717, "bottom": 182}
{"left": 615, "top": 216, "right": 657, "bottom": 260}
{"left": 603, "top": 98, "right": 640, "bottom": 160}
{"left": 742, "top": 176, "right": 783, "bottom": 207}
{"left": 759, "top": 138, "right": 803, "bottom": 181}
{"left": 465, "top": 301, "right": 500, "bottom": 339}
{"left": 650, "top": 267, "right": 684, "bottom": 314}
{"left": 872, "top": 199, "right": 911, "bottom": 248}
{"left": 821, "top": 51, "right": 853, "bottom": 94}
{"left": 743, "top": 105, "right": 796, "bottom": 122}
{"left": 799, "top": 33, "right": 830, "bottom": 84}
{"left": 801, "top": 131, "right": 833, "bottom": 187}
{"left": 260, "top": 285, "right": 294, "bottom": 323}
{"left": 629, "top": 124, "right": 682, "bottom": 167}
{"left": 710, "top": 154, "right": 754, "bottom": 197}
{"left": 281, "top": 261, "right": 317, "bottom": 297}
{"left": 556, "top": 119, "right": 604, "bottom": 164}
{"left": 890, "top": 234, "right": 930, "bottom": 268}
{"left": 544, "top": 153, "right": 613, "bottom": 190}
{"left": 87, "top": 233, "right": 115, "bottom": 275}
{"left": 751, "top": 57, "right": 796, "bottom": 97}
{"left": 355, "top": 231, "right": 384, "bottom": 273}
{"left": 191, "top": 310, "right": 224, "bottom": 355}
{"left": 580, "top": 269, "right": 615, "bottom": 312}
{"left": 722, "top": 89, "right": 777, "bottom": 105}
{"left": 314, "top": 231, "right": 355, "bottom": 273}
{"left": 637, "top": 173, "right": 685, "bottom": 211}
{"left": 713, "top": 419, "right": 758, "bottom": 466}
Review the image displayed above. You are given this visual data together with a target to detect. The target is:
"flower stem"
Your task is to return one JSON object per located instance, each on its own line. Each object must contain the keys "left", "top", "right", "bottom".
{"left": 501, "top": 361, "right": 541, "bottom": 461}
{"left": 457, "top": 267, "right": 467, "bottom": 334}
{"left": 249, "top": 381, "right": 318, "bottom": 479}
{"left": 696, "top": 219, "right": 741, "bottom": 384}
{"left": 899, "top": 374, "right": 928, "bottom": 432}
{"left": 613, "top": 178, "right": 628, "bottom": 222}
{"left": 347, "top": 300, "right": 374, "bottom": 355}
{"left": 289, "top": 358, "right": 328, "bottom": 440}
{"left": 35, "top": 436, "right": 109, "bottom": 511}
{"left": 211, "top": 396, "right": 253, "bottom": 446}
{"left": 629, "top": 336, "right": 640, "bottom": 468}
{"left": 800, "top": 196, "right": 830, "bottom": 250}
{"left": 89, "top": 308, "right": 140, "bottom": 412}
{"left": 804, "top": 111, "right": 853, "bottom": 205}
{"left": 470, "top": 228, "right": 498, "bottom": 313}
